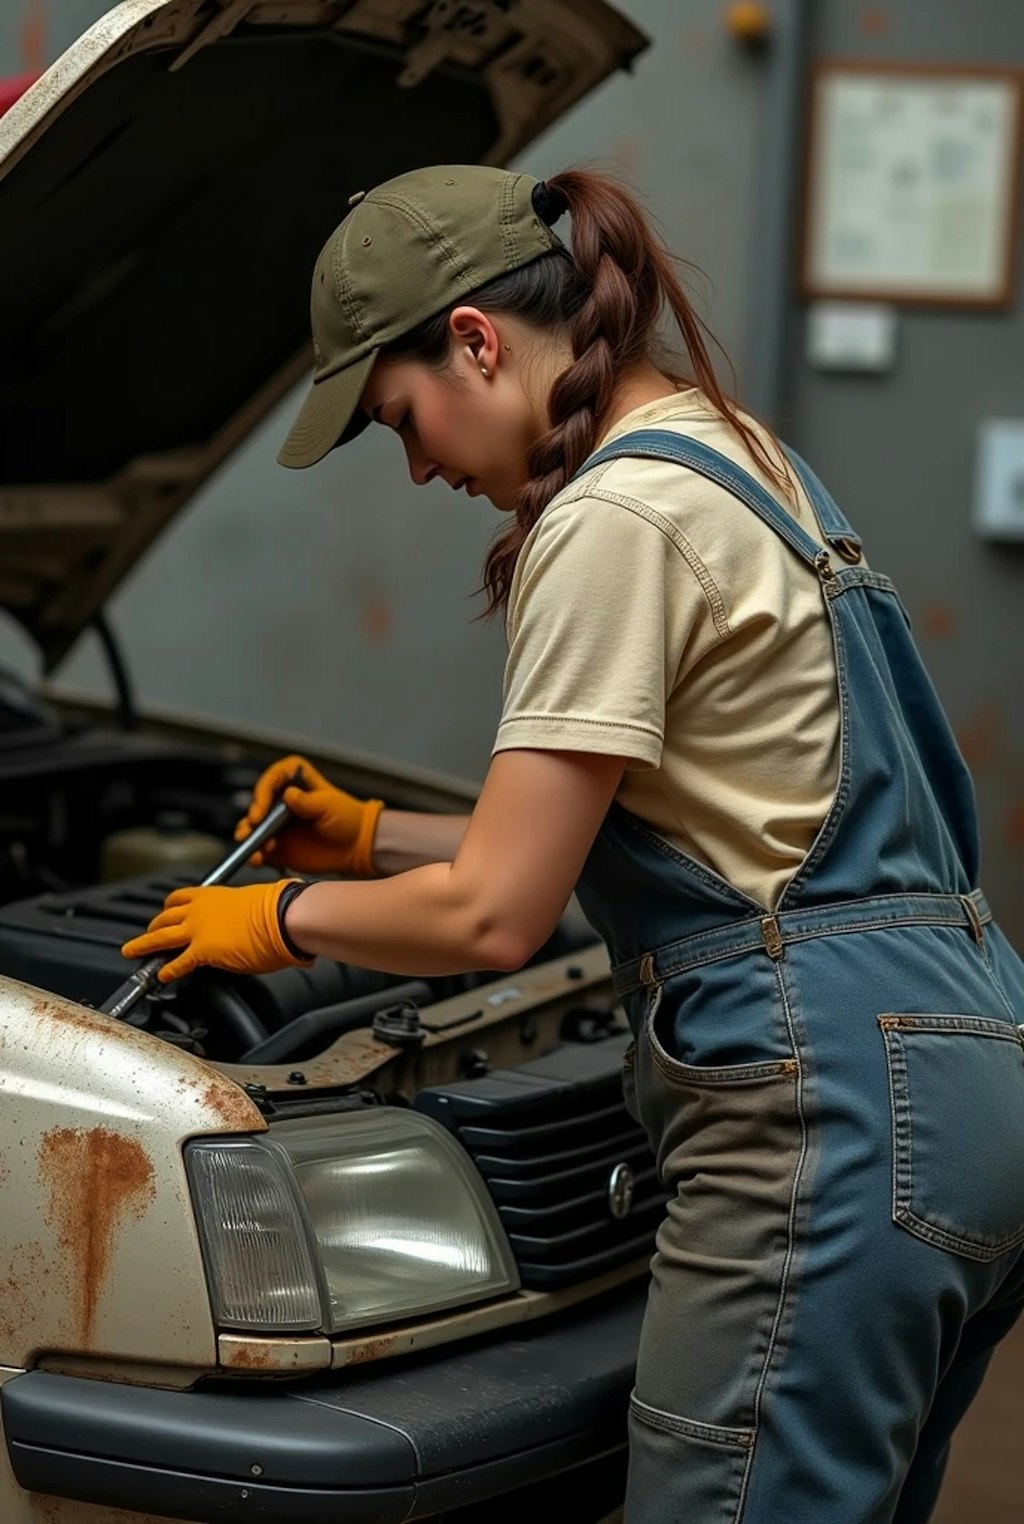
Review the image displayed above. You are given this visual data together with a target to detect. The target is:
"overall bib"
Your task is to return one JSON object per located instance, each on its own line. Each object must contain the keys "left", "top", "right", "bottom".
{"left": 570, "top": 430, "right": 1024, "bottom": 1523}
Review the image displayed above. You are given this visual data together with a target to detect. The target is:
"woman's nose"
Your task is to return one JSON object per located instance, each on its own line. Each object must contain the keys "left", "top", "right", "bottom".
{"left": 405, "top": 441, "right": 440, "bottom": 488}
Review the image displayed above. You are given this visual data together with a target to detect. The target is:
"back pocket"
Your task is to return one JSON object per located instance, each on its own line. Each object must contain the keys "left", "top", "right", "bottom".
{"left": 879, "top": 1013, "right": 1024, "bottom": 1262}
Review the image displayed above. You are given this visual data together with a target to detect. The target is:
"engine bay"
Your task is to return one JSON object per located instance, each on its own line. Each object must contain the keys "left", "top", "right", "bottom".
{"left": 0, "top": 683, "right": 595, "bottom": 1066}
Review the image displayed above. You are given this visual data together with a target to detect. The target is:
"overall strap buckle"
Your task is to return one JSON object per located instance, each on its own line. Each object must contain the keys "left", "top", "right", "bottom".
{"left": 638, "top": 953, "right": 658, "bottom": 988}
{"left": 961, "top": 893, "right": 986, "bottom": 949}
{"left": 760, "top": 916, "right": 785, "bottom": 961}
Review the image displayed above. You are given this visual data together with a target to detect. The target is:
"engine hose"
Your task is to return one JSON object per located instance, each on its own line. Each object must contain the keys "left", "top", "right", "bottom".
{"left": 240, "top": 980, "right": 432, "bottom": 1065}
{"left": 201, "top": 980, "right": 270, "bottom": 1052}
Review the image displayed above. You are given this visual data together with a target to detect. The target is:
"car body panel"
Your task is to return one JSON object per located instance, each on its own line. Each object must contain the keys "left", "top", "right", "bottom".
{"left": 0, "top": 978, "right": 265, "bottom": 1371}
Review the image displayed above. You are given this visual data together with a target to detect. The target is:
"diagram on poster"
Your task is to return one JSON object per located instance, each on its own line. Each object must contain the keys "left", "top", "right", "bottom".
{"left": 802, "top": 67, "right": 1022, "bottom": 306}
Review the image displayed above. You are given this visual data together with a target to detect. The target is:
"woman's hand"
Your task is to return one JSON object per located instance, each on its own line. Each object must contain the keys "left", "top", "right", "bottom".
{"left": 121, "top": 881, "right": 312, "bottom": 983}
{"left": 235, "top": 754, "right": 384, "bottom": 875}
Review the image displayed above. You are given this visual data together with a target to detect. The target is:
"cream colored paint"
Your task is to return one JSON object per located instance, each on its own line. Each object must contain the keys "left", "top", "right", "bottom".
{"left": 0, "top": 978, "right": 266, "bottom": 1371}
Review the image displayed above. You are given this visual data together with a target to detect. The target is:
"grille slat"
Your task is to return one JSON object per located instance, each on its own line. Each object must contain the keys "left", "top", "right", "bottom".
{"left": 497, "top": 1165, "right": 662, "bottom": 1227}
{"left": 416, "top": 1035, "right": 667, "bottom": 1289}
{"left": 469, "top": 1121, "right": 647, "bottom": 1178}
{"left": 459, "top": 1099, "right": 627, "bottom": 1150}
{"left": 507, "top": 1195, "right": 667, "bottom": 1259}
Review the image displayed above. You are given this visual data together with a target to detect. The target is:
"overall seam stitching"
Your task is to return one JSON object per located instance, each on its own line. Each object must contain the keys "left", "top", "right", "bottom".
{"left": 778, "top": 590, "right": 852, "bottom": 904}
{"left": 614, "top": 905, "right": 989, "bottom": 993}
{"left": 977, "top": 940, "right": 1019, "bottom": 1023}
{"left": 783, "top": 447, "right": 858, "bottom": 539}
{"left": 629, "top": 1391, "right": 754, "bottom": 1449}
{"left": 735, "top": 958, "right": 810, "bottom": 1523}
{"left": 882, "top": 1026, "right": 1024, "bottom": 1261}
{"left": 614, "top": 805, "right": 762, "bottom": 913}
{"left": 828, "top": 570, "right": 897, "bottom": 597}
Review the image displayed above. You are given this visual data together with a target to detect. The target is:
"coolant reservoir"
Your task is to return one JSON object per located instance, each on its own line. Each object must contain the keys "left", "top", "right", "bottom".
{"left": 100, "top": 812, "right": 224, "bottom": 882}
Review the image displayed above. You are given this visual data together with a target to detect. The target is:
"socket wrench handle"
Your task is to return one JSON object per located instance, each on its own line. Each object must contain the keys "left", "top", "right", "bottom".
{"left": 99, "top": 779, "right": 301, "bottom": 1021}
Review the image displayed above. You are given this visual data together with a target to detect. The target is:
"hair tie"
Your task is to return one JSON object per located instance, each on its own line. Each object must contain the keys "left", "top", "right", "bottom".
{"left": 531, "top": 180, "right": 569, "bottom": 227}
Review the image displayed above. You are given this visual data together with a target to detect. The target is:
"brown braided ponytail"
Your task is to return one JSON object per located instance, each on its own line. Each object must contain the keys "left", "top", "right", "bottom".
{"left": 384, "top": 167, "right": 794, "bottom": 617}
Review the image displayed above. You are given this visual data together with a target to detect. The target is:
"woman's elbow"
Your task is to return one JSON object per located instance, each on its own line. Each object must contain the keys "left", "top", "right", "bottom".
{"left": 468, "top": 904, "right": 553, "bottom": 973}
{"left": 448, "top": 872, "right": 555, "bottom": 973}
{"left": 472, "top": 923, "right": 536, "bottom": 973}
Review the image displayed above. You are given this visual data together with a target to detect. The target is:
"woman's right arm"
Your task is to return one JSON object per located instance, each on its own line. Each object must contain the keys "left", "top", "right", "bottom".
{"left": 372, "top": 810, "right": 471, "bottom": 875}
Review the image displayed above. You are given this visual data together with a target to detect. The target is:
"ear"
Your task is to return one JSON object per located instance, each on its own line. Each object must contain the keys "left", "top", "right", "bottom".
{"left": 448, "top": 307, "right": 501, "bottom": 378}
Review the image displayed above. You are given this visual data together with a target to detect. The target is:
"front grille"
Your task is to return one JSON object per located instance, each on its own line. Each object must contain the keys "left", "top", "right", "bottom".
{"left": 416, "top": 1034, "right": 667, "bottom": 1288}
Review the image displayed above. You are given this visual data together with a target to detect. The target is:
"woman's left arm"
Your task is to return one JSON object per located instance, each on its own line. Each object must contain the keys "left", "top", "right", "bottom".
{"left": 287, "top": 749, "right": 625, "bottom": 976}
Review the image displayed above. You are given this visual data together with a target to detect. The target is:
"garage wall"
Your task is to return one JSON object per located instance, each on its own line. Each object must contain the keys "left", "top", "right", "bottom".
{"left": 785, "top": 0, "right": 1024, "bottom": 938}
{"left": 0, "top": 0, "right": 787, "bottom": 779}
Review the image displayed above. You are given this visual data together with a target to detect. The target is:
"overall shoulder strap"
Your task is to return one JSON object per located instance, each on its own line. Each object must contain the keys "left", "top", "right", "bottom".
{"left": 577, "top": 428, "right": 860, "bottom": 567}
{"left": 783, "top": 446, "right": 863, "bottom": 562}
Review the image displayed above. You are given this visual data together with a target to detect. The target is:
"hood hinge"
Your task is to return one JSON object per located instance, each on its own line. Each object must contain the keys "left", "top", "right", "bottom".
{"left": 169, "top": 0, "right": 257, "bottom": 73}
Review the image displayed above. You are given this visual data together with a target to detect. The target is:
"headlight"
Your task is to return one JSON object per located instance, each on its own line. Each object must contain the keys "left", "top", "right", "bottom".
{"left": 185, "top": 1108, "right": 519, "bottom": 1335}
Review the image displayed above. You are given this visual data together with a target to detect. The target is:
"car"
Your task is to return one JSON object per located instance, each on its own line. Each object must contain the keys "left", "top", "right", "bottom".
{"left": 0, "top": 2, "right": 657, "bottom": 1521}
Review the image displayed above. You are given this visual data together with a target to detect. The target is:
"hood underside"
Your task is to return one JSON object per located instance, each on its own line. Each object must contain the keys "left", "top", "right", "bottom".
{"left": 0, "top": 0, "right": 646, "bottom": 671}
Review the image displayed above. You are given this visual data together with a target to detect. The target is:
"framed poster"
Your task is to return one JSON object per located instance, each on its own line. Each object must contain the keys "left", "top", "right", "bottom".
{"left": 801, "top": 63, "right": 1023, "bottom": 307}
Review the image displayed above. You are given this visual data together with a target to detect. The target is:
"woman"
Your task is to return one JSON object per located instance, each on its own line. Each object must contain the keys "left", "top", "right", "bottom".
{"left": 123, "top": 165, "right": 1024, "bottom": 1522}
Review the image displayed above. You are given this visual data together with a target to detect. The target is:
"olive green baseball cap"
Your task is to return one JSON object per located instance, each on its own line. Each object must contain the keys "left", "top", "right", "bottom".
{"left": 277, "top": 164, "right": 567, "bottom": 470}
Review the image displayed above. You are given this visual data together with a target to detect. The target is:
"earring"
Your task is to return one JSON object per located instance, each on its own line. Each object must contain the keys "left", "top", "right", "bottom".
{"left": 479, "top": 364, "right": 489, "bottom": 377}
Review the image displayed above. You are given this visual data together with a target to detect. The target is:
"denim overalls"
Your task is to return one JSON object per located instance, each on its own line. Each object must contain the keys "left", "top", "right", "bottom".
{"left": 569, "top": 430, "right": 1024, "bottom": 1524}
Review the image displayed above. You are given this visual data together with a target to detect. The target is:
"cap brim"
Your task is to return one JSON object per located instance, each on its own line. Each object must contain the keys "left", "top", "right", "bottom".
{"left": 276, "top": 349, "right": 378, "bottom": 469}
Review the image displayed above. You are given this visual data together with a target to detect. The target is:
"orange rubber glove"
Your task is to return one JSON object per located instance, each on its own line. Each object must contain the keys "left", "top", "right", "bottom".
{"left": 234, "top": 754, "right": 384, "bottom": 876}
{"left": 121, "top": 881, "right": 313, "bottom": 984}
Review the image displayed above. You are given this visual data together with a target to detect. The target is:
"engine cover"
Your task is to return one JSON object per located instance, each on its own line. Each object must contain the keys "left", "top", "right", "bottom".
{"left": 0, "top": 869, "right": 397, "bottom": 1054}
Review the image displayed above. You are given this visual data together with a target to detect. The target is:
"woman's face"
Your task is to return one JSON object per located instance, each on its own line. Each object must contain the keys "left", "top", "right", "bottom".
{"left": 358, "top": 308, "right": 564, "bottom": 512}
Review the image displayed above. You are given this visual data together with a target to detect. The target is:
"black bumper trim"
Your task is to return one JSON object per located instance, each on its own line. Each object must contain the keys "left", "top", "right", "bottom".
{"left": 3, "top": 1285, "right": 644, "bottom": 1523}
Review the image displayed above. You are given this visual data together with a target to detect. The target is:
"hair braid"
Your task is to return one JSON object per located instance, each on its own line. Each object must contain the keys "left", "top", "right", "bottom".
{"left": 519, "top": 175, "right": 647, "bottom": 514}
{"left": 385, "top": 166, "right": 795, "bottom": 617}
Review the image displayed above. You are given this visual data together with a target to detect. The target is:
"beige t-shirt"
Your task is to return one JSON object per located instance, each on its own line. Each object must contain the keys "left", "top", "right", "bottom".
{"left": 492, "top": 390, "right": 842, "bottom": 911}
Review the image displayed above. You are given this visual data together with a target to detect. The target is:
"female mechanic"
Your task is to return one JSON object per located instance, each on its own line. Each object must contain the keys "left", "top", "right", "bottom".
{"left": 124, "top": 165, "right": 1024, "bottom": 1524}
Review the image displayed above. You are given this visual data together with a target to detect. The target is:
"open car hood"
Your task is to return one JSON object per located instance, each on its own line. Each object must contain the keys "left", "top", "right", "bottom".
{"left": 0, "top": 0, "right": 646, "bottom": 672}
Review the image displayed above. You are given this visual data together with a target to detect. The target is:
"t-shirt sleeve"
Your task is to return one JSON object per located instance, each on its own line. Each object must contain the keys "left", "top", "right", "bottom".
{"left": 493, "top": 493, "right": 715, "bottom": 769}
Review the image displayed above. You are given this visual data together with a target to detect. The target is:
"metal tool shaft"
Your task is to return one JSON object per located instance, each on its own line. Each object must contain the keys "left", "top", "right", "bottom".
{"left": 99, "top": 795, "right": 294, "bottom": 1021}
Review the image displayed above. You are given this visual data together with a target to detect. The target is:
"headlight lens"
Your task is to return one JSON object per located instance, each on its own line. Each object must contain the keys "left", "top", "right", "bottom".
{"left": 186, "top": 1108, "right": 519, "bottom": 1335}
{"left": 185, "top": 1138, "right": 323, "bottom": 1331}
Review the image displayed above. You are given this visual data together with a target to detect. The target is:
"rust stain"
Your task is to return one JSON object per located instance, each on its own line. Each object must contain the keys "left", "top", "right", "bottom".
{"left": 922, "top": 602, "right": 955, "bottom": 640}
{"left": 198, "top": 1076, "right": 262, "bottom": 1130}
{"left": 223, "top": 1342, "right": 275, "bottom": 1369}
{"left": 359, "top": 594, "right": 394, "bottom": 645}
{"left": 0, "top": 1240, "right": 48, "bottom": 1350}
{"left": 38, "top": 1127, "right": 155, "bottom": 1346}
{"left": 19, "top": 0, "right": 48, "bottom": 73}
{"left": 345, "top": 1331, "right": 408, "bottom": 1365}
{"left": 956, "top": 704, "right": 1004, "bottom": 774}
{"left": 30, "top": 992, "right": 136, "bottom": 1044}
{"left": 858, "top": 5, "right": 891, "bottom": 35}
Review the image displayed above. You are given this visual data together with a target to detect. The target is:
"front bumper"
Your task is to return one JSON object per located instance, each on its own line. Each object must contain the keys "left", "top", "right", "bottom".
{"left": 3, "top": 1285, "right": 644, "bottom": 1522}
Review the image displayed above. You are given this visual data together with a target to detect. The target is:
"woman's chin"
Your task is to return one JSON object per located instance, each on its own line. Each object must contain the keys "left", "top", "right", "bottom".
{"left": 486, "top": 485, "right": 517, "bottom": 512}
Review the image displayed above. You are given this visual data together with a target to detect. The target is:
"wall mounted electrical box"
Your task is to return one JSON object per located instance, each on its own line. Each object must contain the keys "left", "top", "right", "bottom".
{"left": 973, "top": 419, "right": 1024, "bottom": 541}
